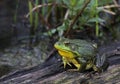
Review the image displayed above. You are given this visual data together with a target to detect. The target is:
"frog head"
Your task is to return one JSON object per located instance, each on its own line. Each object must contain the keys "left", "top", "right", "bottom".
{"left": 54, "top": 37, "right": 77, "bottom": 58}
{"left": 54, "top": 37, "right": 71, "bottom": 51}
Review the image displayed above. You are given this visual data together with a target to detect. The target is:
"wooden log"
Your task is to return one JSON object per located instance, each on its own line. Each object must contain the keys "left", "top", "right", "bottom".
{"left": 0, "top": 42, "right": 120, "bottom": 84}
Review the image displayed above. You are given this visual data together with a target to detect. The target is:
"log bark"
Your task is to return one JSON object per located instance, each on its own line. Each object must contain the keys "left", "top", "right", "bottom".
{"left": 0, "top": 42, "right": 120, "bottom": 84}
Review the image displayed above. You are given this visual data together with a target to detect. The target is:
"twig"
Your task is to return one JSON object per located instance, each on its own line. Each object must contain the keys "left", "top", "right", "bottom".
{"left": 39, "top": 13, "right": 51, "bottom": 30}
{"left": 64, "top": 9, "right": 69, "bottom": 20}
{"left": 25, "top": 3, "right": 53, "bottom": 18}
{"left": 25, "top": 3, "right": 67, "bottom": 18}
{"left": 113, "top": 0, "right": 120, "bottom": 10}
{"left": 102, "top": 9, "right": 116, "bottom": 15}
{"left": 97, "top": 4, "right": 120, "bottom": 15}
{"left": 97, "top": 4, "right": 120, "bottom": 9}
{"left": 64, "top": 0, "right": 91, "bottom": 37}
{"left": 45, "top": 48, "right": 56, "bottom": 62}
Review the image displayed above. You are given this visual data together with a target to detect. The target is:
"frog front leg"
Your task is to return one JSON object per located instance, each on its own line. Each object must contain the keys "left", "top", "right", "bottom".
{"left": 62, "top": 57, "right": 81, "bottom": 71}
{"left": 62, "top": 57, "right": 72, "bottom": 68}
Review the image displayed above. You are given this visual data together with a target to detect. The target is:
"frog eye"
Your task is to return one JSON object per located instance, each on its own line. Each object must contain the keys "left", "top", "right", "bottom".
{"left": 64, "top": 41, "right": 70, "bottom": 46}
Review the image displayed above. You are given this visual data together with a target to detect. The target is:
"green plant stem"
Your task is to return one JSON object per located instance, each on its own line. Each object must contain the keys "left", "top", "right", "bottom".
{"left": 28, "top": 1, "right": 33, "bottom": 25}
{"left": 14, "top": 0, "right": 19, "bottom": 23}
{"left": 95, "top": 0, "right": 99, "bottom": 37}
{"left": 34, "top": 0, "right": 39, "bottom": 30}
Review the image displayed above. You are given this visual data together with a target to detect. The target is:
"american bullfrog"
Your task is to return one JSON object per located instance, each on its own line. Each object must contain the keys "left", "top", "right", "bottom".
{"left": 54, "top": 37, "right": 108, "bottom": 72}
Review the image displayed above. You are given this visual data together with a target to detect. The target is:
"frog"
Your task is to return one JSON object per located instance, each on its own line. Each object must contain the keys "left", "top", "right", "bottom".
{"left": 54, "top": 37, "right": 109, "bottom": 72}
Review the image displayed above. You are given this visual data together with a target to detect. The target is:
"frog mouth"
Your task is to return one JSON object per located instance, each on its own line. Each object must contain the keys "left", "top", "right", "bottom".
{"left": 58, "top": 49, "right": 75, "bottom": 58}
{"left": 54, "top": 45, "right": 71, "bottom": 52}
{"left": 54, "top": 45, "right": 75, "bottom": 58}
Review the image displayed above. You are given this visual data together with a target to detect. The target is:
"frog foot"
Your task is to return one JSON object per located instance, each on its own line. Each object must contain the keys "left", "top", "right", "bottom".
{"left": 74, "top": 64, "right": 81, "bottom": 71}
{"left": 95, "top": 54, "right": 109, "bottom": 72}
{"left": 71, "top": 59, "right": 81, "bottom": 71}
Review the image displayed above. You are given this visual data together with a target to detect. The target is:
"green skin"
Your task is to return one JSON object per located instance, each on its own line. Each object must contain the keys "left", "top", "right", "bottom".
{"left": 54, "top": 37, "right": 108, "bottom": 72}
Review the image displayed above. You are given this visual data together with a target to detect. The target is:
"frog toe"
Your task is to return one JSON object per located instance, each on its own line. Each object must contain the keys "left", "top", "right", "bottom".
{"left": 74, "top": 64, "right": 81, "bottom": 71}
{"left": 63, "top": 61, "right": 67, "bottom": 68}
{"left": 67, "top": 62, "right": 72, "bottom": 66}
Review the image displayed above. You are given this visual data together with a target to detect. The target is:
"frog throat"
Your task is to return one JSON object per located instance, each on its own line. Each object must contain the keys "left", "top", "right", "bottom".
{"left": 58, "top": 49, "right": 75, "bottom": 59}
{"left": 54, "top": 44, "right": 78, "bottom": 58}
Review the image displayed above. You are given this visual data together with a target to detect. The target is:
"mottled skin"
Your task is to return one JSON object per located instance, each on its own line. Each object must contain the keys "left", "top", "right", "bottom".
{"left": 54, "top": 37, "right": 108, "bottom": 72}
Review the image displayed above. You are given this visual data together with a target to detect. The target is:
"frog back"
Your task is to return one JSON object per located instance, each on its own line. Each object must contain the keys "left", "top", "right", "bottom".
{"left": 69, "top": 39, "right": 97, "bottom": 59}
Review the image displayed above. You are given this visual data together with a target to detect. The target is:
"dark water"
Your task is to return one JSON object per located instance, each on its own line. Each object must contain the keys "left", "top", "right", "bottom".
{"left": 0, "top": 0, "right": 28, "bottom": 49}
